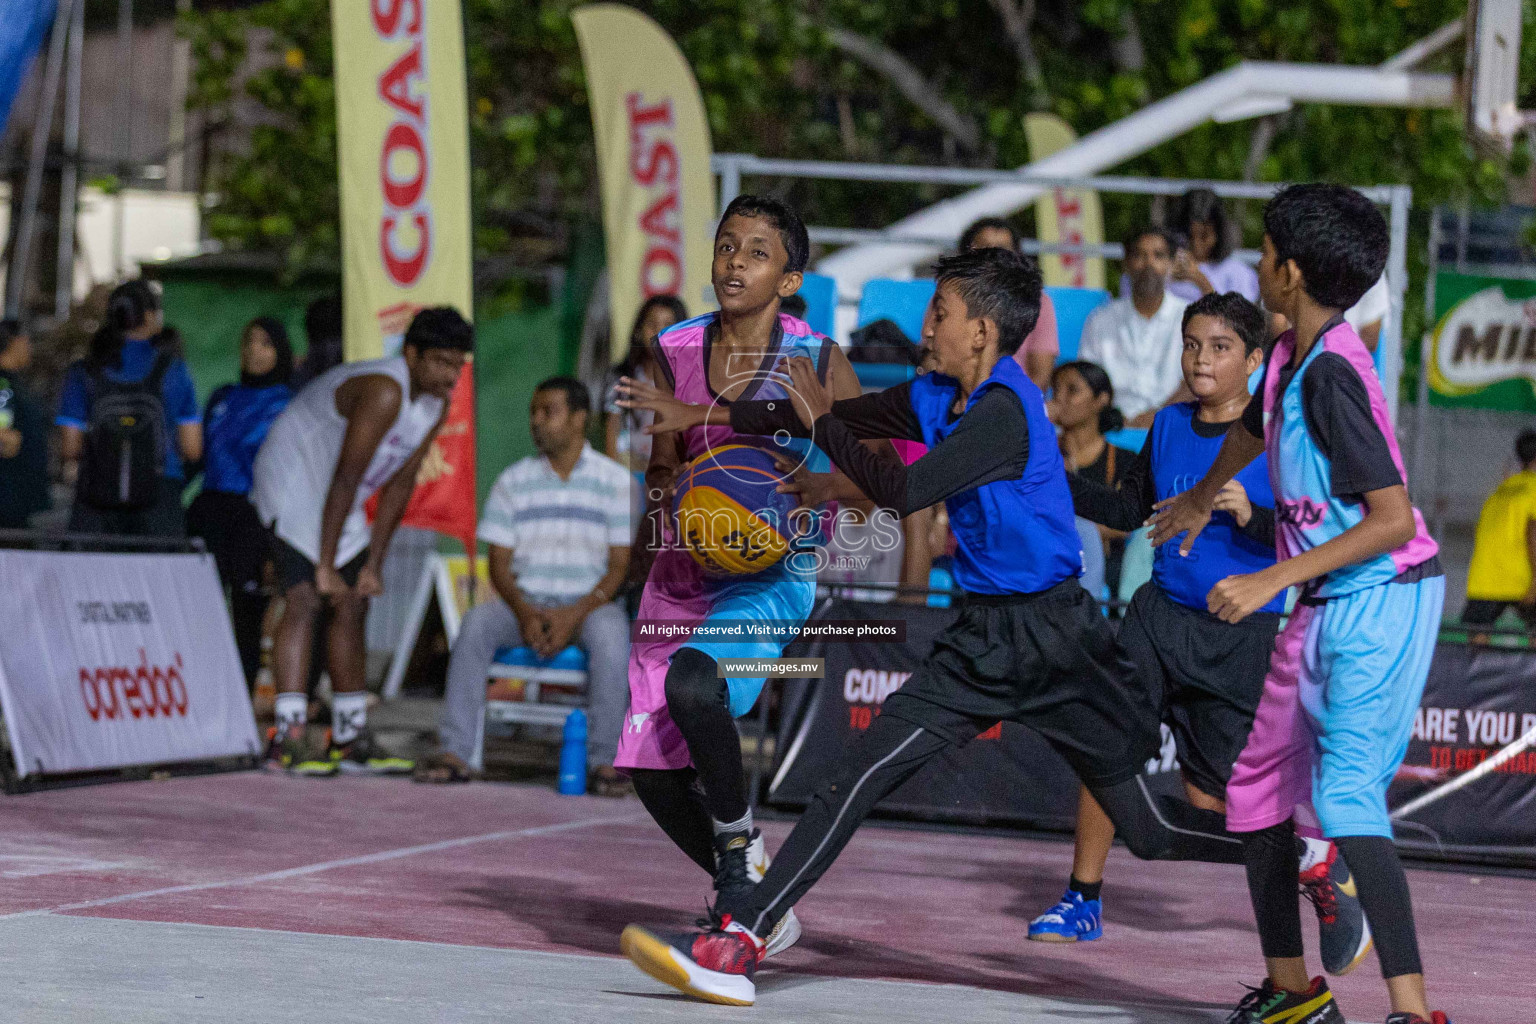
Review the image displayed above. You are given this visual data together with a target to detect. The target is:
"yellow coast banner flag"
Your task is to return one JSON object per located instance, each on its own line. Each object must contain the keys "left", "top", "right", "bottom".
{"left": 331, "top": 0, "right": 476, "bottom": 551}
{"left": 331, "top": 0, "right": 473, "bottom": 356}
{"left": 1024, "top": 113, "right": 1105, "bottom": 290}
{"left": 574, "top": 4, "right": 716, "bottom": 363}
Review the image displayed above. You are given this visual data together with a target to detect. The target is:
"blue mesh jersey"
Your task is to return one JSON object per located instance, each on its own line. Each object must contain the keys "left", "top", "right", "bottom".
{"left": 908, "top": 356, "right": 1082, "bottom": 595}
{"left": 1149, "top": 402, "right": 1281, "bottom": 613}
{"left": 202, "top": 382, "right": 293, "bottom": 494}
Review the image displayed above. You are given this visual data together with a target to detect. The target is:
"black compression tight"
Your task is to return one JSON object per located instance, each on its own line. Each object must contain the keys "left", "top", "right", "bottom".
{"left": 1243, "top": 820, "right": 1305, "bottom": 960}
{"left": 719, "top": 713, "right": 1245, "bottom": 938}
{"left": 1336, "top": 835, "right": 1423, "bottom": 978}
{"left": 663, "top": 648, "right": 749, "bottom": 826}
{"left": 630, "top": 766, "right": 716, "bottom": 874}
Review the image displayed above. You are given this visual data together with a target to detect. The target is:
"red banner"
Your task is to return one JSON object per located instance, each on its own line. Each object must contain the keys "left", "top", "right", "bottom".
{"left": 367, "top": 364, "right": 478, "bottom": 556}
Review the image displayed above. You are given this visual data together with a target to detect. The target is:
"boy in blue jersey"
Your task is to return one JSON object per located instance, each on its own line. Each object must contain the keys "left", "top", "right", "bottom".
{"left": 617, "top": 247, "right": 1252, "bottom": 1007}
{"left": 1153, "top": 185, "right": 1449, "bottom": 1024}
{"left": 1028, "top": 291, "right": 1366, "bottom": 975}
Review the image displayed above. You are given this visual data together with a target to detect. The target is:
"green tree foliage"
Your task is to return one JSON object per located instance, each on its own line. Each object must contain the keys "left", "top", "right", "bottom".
{"left": 185, "top": 0, "right": 1525, "bottom": 274}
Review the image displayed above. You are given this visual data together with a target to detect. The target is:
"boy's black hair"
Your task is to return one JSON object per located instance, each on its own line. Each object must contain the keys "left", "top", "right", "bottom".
{"left": 958, "top": 216, "right": 1020, "bottom": 253}
{"left": 933, "top": 247, "right": 1043, "bottom": 356}
{"left": 535, "top": 375, "right": 592, "bottom": 416}
{"left": 1125, "top": 224, "right": 1177, "bottom": 255}
{"left": 1173, "top": 188, "right": 1233, "bottom": 261}
{"left": 1182, "top": 291, "right": 1266, "bottom": 356}
{"left": 718, "top": 194, "right": 810, "bottom": 274}
{"left": 779, "top": 293, "right": 808, "bottom": 319}
{"left": 1517, "top": 429, "right": 1536, "bottom": 467}
{"left": 1262, "top": 183, "right": 1387, "bottom": 311}
{"left": 403, "top": 306, "right": 474, "bottom": 353}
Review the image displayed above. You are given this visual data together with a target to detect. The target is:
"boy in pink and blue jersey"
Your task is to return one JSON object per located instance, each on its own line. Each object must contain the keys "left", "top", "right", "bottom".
{"left": 613, "top": 195, "right": 871, "bottom": 960}
{"left": 1153, "top": 184, "right": 1449, "bottom": 1024}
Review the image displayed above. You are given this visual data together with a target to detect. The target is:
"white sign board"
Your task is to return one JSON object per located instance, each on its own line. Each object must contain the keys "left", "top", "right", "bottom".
{"left": 0, "top": 550, "right": 262, "bottom": 779}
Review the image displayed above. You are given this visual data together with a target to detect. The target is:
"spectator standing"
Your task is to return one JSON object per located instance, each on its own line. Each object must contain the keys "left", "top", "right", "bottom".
{"left": 292, "top": 295, "right": 344, "bottom": 389}
{"left": 56, "top": 280, "right": 202, "bottom": 538}
{"left": 0, "top": 321, "right": 50, "bottom": 529}
{"left": 251, "top": 306, "right": 471, "bottom": 775}
{"left": 1463, "top": 429, "right": 1536, "bottom": 629}
{"left": 1167, "top": 188, "right": 1260, "bottom": 303}
{"left": 419, "top": 377, "right": 632, "bottom": 791}
{"left": 1079, "top": 227, "right": 1190, "bottom": 428}
{"left": 186, "top": 317, "right": 295, "bottom": 688}
{"left": 959, "top": 217, "right": 1059, "bottom": 390}
{"left": 604, "top": 296, "right": 687, "bottom": 477}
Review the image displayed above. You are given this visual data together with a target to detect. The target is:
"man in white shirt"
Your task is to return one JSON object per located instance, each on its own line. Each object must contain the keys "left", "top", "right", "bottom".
{"left": 419, "top": 377, "right": 633, "bottom": 791}
{"left": 1344, "top": 274, "right": 1389, "bottom": 352}
{"left": 1079, "top": 227, "right": 1191, "bottom": 428}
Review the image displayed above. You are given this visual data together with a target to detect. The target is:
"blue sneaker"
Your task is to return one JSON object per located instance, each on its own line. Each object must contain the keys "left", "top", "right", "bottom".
{"left": 1027, "top": 889, "right": 1102, "bottom": 942}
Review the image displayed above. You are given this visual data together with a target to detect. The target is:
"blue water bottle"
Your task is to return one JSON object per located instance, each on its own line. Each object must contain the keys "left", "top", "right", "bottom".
{"left": 557, "top": 708, "right": 588, "bottom": 795}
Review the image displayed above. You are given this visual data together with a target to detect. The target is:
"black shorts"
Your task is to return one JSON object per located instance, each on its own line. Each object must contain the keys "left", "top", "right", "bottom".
{"left": 1117, "top": 583, "right": 1279, "bottom": 800}
{"left": 267, "top": 528, "right": 368, "bottom": 594}
{"left": 879, "top": 578, "right": 1163, "bottom": 788}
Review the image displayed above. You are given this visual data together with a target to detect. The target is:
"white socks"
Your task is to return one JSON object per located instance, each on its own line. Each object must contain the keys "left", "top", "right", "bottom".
{"left": 713, "top": 809, "right": 754, "bottom": 837}
{"left": 332, "top": 692, "right": 368, "bottom": 746}
{"left": 1298, "top": 836, "right": 1333, "bottom": 874}
{"left": 274, "top": 692, "right": 307, "bottom": 733}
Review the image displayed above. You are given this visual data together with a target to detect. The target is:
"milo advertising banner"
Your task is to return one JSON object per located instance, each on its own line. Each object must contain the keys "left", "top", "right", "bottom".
{"left": 1430, "top": 271, "right": 1536, "bottom": 411}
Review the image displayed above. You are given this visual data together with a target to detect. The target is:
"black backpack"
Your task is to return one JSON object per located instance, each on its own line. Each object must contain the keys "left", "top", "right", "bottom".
{"left": 78, "top": 352, "right": 171, "bottom": 510}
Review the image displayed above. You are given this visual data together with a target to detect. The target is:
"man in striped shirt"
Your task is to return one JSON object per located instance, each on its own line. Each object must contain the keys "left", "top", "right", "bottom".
{"left": 420, "top": 377, "right": 633, "bottom": 789}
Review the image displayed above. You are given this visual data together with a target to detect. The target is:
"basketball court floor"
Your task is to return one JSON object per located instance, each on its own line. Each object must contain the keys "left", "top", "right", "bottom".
{"left": 0, "top": 774, "right": 1528, "bottom": 1023}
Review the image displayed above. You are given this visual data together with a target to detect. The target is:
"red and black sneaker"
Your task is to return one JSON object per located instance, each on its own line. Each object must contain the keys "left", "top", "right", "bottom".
{"left": 1385, "top": 1013, "right": 1452, "bottom": 1024}
{"left": 620, "top": 914, "right": 763, "bottom": 1006}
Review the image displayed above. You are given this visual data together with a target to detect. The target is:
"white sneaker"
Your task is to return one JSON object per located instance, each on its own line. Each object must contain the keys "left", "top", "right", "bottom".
{"left": 746, "top": 829, "right": 802, "bottom": 959}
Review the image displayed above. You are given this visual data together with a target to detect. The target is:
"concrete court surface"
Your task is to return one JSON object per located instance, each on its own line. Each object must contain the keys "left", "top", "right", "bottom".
{"left": 0, "top": 773, "right": 1528, "bottom": 1024}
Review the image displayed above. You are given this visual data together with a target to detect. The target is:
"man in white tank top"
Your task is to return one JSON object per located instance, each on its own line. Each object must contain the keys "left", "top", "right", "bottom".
{"left": 251, "top": 307, "right": 472, "bottom": 775}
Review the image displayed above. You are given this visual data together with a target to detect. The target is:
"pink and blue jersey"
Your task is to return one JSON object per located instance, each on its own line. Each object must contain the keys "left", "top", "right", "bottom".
{"left": 615, "top": 312, "right": 836, "bottom": 773}
{"left": 1227, "top": 317, "right": 1444, "bottom": 840}
{"left": 1262, "top": 318, "right": 1438, "bottom": 595}
{"left": 657, "top": 312, "right": 834, "bottom": 496}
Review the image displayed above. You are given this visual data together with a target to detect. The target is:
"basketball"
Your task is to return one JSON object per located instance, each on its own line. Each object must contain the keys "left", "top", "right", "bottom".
{"left": 673, "top": 443, "right": 801, "bottom": 575}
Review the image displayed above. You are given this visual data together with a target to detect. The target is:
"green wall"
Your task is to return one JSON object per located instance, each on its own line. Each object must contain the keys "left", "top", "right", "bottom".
{"left": 156, "top": 274, "right": 563, "bottom": 507}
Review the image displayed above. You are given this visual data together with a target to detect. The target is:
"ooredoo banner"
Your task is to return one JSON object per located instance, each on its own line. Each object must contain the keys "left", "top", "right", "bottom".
{"left": 0, "top": 550, "right": 261, "bottom": 779}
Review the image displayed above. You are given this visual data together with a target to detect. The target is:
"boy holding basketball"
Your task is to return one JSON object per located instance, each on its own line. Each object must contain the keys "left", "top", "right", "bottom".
{"left": 620, "top": 246, "right": 1251, "bottom": 1006}
{"left": 612, "top": 195, "right": 868, "bottom": 957}
{"left": 1151, "top": 184, "right": 1449, "bottom": 1024}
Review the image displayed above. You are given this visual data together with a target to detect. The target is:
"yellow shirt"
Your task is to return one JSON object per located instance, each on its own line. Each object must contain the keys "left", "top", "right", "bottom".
{"left": 1467, "top": 470, "right": 1536, "bottom": 601}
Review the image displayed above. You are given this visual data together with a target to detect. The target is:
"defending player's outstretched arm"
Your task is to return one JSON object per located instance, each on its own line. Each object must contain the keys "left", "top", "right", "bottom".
{"left": 1147, "top": 400, "right": 1265, "bottom": 554}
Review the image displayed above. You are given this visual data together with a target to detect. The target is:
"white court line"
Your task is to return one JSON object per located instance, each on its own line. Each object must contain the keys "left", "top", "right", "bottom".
{"left": 1, "top": 814, "right": 641, "bottom": 921}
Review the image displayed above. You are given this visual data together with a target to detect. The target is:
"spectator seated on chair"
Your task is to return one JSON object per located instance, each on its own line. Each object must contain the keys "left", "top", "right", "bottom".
{"left": 1079, "top": 226, "right": 1190, "bottom": 429}
{"left": 417, "top": 377, "right": 632, "bottom": 792}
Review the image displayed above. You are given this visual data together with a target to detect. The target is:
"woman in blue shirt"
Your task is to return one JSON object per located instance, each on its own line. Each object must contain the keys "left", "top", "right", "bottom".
{"left": 187, "top": 316, "right": 294, "bottom": 689}
{"left": 57, "top": 280, "right": 202, "bottom": 537}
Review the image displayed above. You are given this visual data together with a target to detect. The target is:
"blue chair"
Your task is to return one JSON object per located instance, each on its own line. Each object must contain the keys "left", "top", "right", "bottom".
{"left": 851, "top": 363, "right": 915, "bottom": 390}
{"left": 481, "top": 644, "right": 591, "bottom": 767}
{"left": 858, "top": 278, "right": 936, "bottom": 344}
{"left": 794, "top": 272, "right": 838, "bottom": 338}
{"left": 1045, "top": 285, "right": 1112, "bottom": 363}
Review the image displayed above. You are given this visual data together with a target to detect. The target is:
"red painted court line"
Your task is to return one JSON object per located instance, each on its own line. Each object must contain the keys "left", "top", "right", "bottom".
{"left": 0, "top": 814, "right": 639, "bottom": 920}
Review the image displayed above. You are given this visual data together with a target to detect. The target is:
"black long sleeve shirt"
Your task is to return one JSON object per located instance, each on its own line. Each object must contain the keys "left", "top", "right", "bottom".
{"left": 729, "top": 381, "right": 1029, "bottom": 518}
